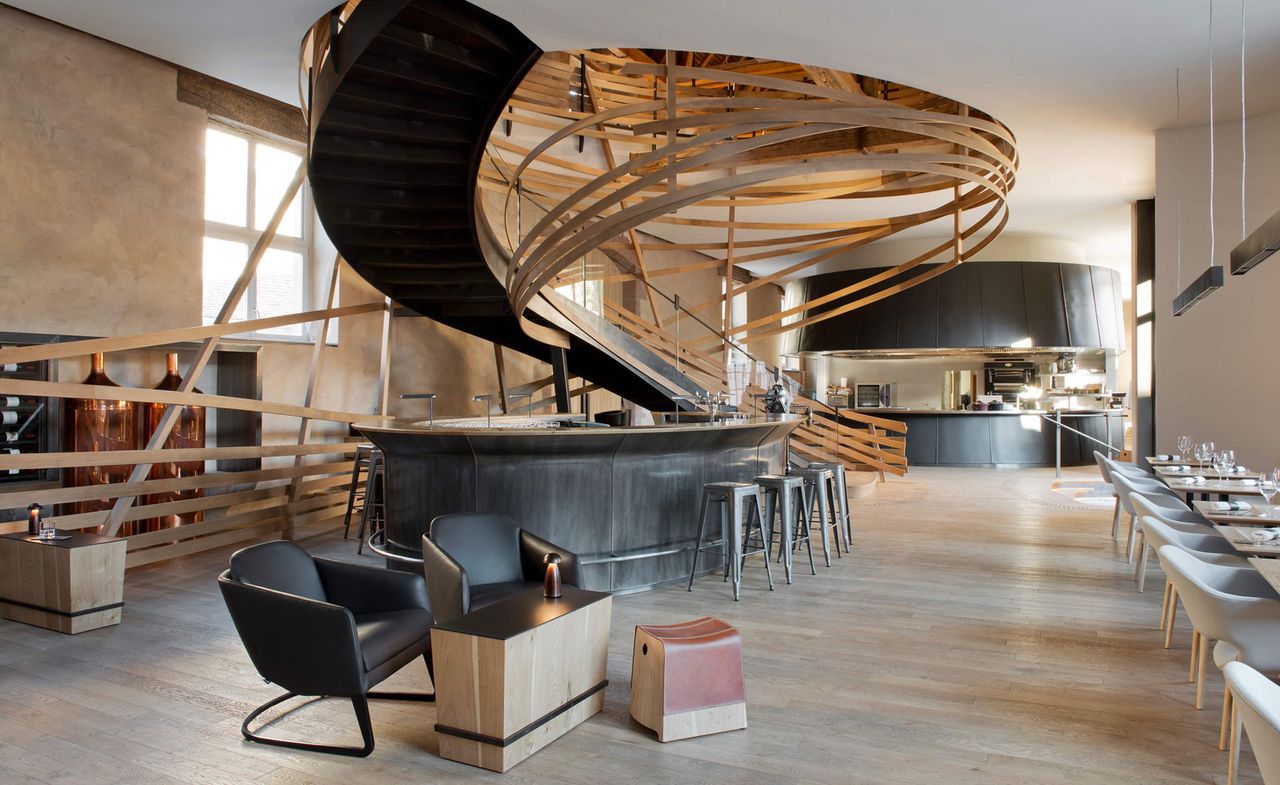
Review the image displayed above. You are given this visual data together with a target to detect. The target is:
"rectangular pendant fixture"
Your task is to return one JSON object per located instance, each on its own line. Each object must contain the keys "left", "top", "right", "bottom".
{"left": 1172, "top": 265, "right": 1225, "bottom": 316}
{"left": 1230, "top": 209, "right": 1280, "bottom": 274}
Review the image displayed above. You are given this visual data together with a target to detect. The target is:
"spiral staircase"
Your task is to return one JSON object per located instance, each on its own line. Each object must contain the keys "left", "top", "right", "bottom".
{"left": 303, "top": 0, "right": 707, "bottom": 411}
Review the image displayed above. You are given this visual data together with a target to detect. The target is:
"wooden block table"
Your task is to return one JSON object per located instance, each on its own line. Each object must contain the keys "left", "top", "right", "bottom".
{"left": 0, "top": 532, "right": 126, "bottom": 634}
{"left": 432, "top": 587, "right": 612, "bottom": 772}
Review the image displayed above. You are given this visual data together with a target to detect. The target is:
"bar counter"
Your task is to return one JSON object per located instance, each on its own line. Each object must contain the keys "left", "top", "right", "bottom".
{"left": 356, "top": 414, "right": 802, "bottom": 593}
{"left": 852, "top": 408, "right": 1124, "bottom": 467}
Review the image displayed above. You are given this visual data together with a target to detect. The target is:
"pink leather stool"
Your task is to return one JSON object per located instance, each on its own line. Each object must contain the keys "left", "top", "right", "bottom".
{"left": 629, "top": 617, "right": 747, "bottom": 741}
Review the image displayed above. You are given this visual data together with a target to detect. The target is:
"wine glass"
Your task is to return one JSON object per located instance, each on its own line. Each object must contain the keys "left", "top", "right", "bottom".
{"left": 1259, "top": 471, "right": 1278, "bottom": 518}
{"left": 1221, "top": 449, "right": 1236, "bottom": 480}
{"left": 1196, "top": 441, "right": 1215, "bottom": 475}
{"left": 1177, "top": 435, "right": 1192, "bottom": 462}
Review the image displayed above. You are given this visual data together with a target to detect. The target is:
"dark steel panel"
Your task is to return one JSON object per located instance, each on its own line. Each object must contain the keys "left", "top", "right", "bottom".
{"left": 1021, "top": 263, "right": 1070, "bottom": 348}
{"left": 857, "top": 295, "right": 899, "bottom": 349}
{"left": 978, "top": 262, "right": 1029, "bottom": 347}
{"left": 935, "top": 264, "right": 984, "bottom": 347}
{"left": 936, "top": 414, "right": 992, "bottom": 464}
{"left": 989, "top": 413, "right": 1057, "bottom": 464}
{"left": 894, "top": 277, "right": 938, "bottom": 349}
{"left": 1061, "top": 263, "right": 1101, "bottom": 347}
{"left": 899, "top": 415, "right": 938, "bottom": 465}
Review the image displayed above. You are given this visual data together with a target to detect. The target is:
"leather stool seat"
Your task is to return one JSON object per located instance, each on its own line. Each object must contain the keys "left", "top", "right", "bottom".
{"left": 629, "top": 617, "right": 747, "bottom": 742}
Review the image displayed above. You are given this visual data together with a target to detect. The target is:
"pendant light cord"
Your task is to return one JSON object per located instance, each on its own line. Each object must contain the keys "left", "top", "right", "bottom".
{"left": 1241, "top": 0, "right": 1247, "bottom": 240}
{"left": 1176, "top": 67, "right": 1182, "bottom": 290}
{"left": 1208, "top": 0, "right": 1216, "bottom": 269}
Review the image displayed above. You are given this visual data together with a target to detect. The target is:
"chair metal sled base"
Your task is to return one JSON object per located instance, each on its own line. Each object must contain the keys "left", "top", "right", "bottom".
{"left": 242, "top": 689, "right": 435, "bottom": 757}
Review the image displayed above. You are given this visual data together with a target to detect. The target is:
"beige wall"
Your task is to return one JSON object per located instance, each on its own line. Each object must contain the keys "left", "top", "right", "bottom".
{"left": 0, "top": 7, "right": 556, "bottom": 453}
{"left": 1154, "top": 108, "right": 1280, "bottom": 468}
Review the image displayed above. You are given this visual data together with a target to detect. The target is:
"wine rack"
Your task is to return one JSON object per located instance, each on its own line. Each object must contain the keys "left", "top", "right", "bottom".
{"left": 0, "top": 342, "right": 53, "bottom": 485}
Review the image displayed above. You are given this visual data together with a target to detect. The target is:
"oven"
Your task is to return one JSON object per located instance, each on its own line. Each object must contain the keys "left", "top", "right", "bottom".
{"left": 983, "top": 362, "right": 1035, "bottom": 401}
{"left": 853, "top": 382, "right": 896, "bottom": 408}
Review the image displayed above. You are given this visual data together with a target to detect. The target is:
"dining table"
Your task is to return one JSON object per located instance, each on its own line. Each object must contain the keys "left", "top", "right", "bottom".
{"left": 1161, "top": 476, "right": 1265, "bottom": 505}
{"left": 1154, "top": 465, "right": 1261, "bottom": 481}
{"left": 1193, "top": 499, "right": 1276, "bottom": 526}
{"left": 1214, "top": 525, "right": 1280, "bottom": 557}
{"left": 1247, "top": 557, "right": 1280, "bottom": 595}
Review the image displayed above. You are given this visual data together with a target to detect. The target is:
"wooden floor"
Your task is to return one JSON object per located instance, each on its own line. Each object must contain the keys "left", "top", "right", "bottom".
{"left": 0, "top": 466, "right": 1253, "bottom": 784}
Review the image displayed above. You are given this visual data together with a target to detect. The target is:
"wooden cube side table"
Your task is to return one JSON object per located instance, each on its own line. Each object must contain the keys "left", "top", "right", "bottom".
{"left": 0, "top": 532, "right": 127, "bottom": 634}
{"left": 432, "top": 587, "right": 612, "bottom": 772}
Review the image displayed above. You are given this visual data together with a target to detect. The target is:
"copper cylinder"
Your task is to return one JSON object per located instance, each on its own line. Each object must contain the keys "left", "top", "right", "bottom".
{"left": 138, "top": 352, "right": 206, "bottom": 532}
{"left": 63, "top": 353, "right": 136, "bottom": 524}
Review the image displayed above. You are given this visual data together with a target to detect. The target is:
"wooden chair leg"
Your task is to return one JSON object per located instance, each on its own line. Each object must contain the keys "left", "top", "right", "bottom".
{"left": 1133, "top": 533, "right": 1149, "bottom": 590}
{"left": 1159, "top": 580, "right": 1172, "bottom": 630}
{"left": 1125, "top": 514, "right": 1138, "bottom": 562}
{"left": 1228, "top": 700, "right": 1241, "bottom": 785}
{"left": 1220, "top": 681, "right": 1233, "bottom": 751}
{"left": 1189, "top": 629, "right": 1200, "bottom": 684}
{"left": 1111, "top": 496, "right": 1122, "bottom": 540}
{"left": 1195, "top": 635, "right": 1208, "bottom": 709}
{"left": 1164, "top": 589, "right": 1179, "bottom": 649}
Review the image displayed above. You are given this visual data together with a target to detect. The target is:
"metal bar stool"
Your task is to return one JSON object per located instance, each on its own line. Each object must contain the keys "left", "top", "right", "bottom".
{"left": 807, "top": 461, "right": 852, "bottom": 553}
{"left": 789, "top": 467, "right": 840, "bottom": 567}
{"left": 341, "top": 444, "right": 376, "bottom": 540}
{"left": 355, "top": 449, "right": 385, "bottom": 555}
{"left": 687, "top": 482, "right": 774, "bottom": 600}
{"left": 754, "top": 474, "right": 813, "bottom": 584}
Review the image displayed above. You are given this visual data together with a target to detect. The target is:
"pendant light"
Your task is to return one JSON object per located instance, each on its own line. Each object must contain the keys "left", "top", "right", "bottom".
{"left": 1228, "top": 0, "right": 1278, "bottom": 274}
{"left": 1174, "top": 0, "right": 1228, "bottom": 315}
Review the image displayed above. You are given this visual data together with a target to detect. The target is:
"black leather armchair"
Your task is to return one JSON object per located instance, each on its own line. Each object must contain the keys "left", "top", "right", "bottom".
{"left": 421, "top": 513, "right": 581, "bottom": 624}
{"left": 218, "top": 541, "right": 434, "bottom": 757}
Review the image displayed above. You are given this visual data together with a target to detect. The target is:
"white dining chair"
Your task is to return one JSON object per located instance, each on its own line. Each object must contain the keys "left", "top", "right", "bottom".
{"left": 1158, "top": 545, "right": 1280, "bottom": 764}
{"left": 1224, "top": 661, "right": 1280, "bottom": 785}
{"left": 1113, "top": 472, "right": 1186, "bottom": 562}
{"left": 1131, "top": 494, "right": 1216, "bottom": 591}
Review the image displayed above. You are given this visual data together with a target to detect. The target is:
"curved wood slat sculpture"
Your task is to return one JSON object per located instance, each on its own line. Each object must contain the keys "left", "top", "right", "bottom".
{"left": 482, "top": 49, "right": 1017, "bottom": 350}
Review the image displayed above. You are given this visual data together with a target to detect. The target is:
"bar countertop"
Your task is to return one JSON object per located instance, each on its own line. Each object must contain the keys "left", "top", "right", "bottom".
{"left": 849, "top": 408, "right": 1124, "bottom": 416}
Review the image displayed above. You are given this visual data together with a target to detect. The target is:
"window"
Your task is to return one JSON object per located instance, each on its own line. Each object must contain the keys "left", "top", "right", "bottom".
{"left": 202, "top": 124, "right": 310, "bottom": 339}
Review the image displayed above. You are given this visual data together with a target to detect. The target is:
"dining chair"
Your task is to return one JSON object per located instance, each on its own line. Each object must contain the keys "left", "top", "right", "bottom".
{"left": 1139, "top": 516, "right": 1251, "bottom": 655}
{"left": 1224, "top": 661, "right": 1280, "bottom": 785}
{"left": 1158, "top": 545, "right": 1280, "bottom": 761}
{"left": 1094, "top": 451, "right": 1125, "bottom": 540}
{"left": 1131, "top": 494, "right": 1216, "bottom": 590}
{"left": 1112, "top": 472, "right": 1187, "bottom": 562}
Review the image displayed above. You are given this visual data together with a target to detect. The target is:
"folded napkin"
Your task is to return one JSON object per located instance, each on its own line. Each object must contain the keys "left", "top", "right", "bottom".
{"left": 1232, "top": 465, "right": 1248, "bottom": 473}
{"left": 1181, "top": 475, "right": 1207, "bottom": 484}
{"left": 1249, "top": 528, "right": 1280, "bottom": 542}
{"left": 1156, "top": 454, "right": 1174, "bottom": 461}
{"left": 1239, "top": 479, "right": 1258, "bottom": 486}
{"left": 1166, "top": 465, "right": 1191, "bottom": 473}
{"left": 1207, "top": 500, "right": 1252, "bottom": 512}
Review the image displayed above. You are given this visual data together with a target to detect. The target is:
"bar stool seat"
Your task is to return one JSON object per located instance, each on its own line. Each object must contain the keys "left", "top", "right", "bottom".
{"left": 788, "top": 467, "right": 840, "bottom": 567}
{"left": 688, "top": 482, "right": 774, "bottom": 600}
{"left": 753, "top": 474, "right": 814, "bottom": 583}
{"left": 807, "top": 461, "right": 852, "bottom": 553}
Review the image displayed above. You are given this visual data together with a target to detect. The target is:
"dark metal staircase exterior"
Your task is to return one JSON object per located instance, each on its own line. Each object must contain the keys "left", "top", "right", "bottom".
{"left": 306, "top": 0, "right": 701, "bottom": 411}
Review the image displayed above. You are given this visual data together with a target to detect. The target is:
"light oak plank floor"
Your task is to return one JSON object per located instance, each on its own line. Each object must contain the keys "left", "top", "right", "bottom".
{"left": 0, "top": 466, "right": 1251, "bottom": 784}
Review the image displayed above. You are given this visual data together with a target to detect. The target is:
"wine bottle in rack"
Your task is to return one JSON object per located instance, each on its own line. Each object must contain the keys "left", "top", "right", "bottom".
{"left": 1, "top": 411, "right": 17, "bottom": 426}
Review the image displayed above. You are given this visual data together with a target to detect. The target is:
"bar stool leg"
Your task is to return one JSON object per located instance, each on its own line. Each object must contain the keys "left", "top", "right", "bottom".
{"left": 794, "top": 485, "right": 816, "bottom": 575}
{"left": 825, "top": 478, "right": 843, "bottom": 559}
{"left": 721, "top": 497, "right": 731, "bottom": 582}
{"left": 341, "top": 454, "right": 366, "bottom": 539}
{"left": 741, "top": 490, "right": 774, "bottom": 592}
{"left": 814, "top": 481, "right": 832, "bottom": 567}
{"left": 776, "top": 488, "right": 794, "bottom": 584}
{"left": 837, "top": 469, "right": 852, "bottom": 553}
{"left": 728, "top": 493, "right": 743, "bottom": 600}
{"left": 687, "top": 492, "right": 711, "bottom": 591}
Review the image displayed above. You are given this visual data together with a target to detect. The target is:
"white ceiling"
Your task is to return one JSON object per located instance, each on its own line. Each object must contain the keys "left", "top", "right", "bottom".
{"left": 14, "top": 0, "right": 1280, "bottom": 280}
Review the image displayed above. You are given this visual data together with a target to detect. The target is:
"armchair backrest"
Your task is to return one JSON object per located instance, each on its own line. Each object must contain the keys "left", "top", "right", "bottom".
{"left": 1131, "top": 492, "right": 1203, "bottom": 526}
{"left": 1140, "top": 516, "right": 1230, "bottom": 556}
{"left": 1112, "top": 472, "right": 1176, "bottom": 516}
{"left": 229, "top": 540, "right": 327, "bottom": 601}
{"left": 430, "top": 513, "right": 524, "bottom": 587}
{"left": 1093, "top": 450, "right": 1113, "bottom": 483}
{"left": 1158, "top": 545, "right": 1280, "bottom": 645}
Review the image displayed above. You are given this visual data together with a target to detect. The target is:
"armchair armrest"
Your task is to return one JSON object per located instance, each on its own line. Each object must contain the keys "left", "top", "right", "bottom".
{"left": 519, "top": 530, "right": 581, "bottom": 588}
{"left": 314, "top": 557, "right": 429, "bottom": 616}
{"left": 218, "top": 571, "right": 364, "bottom": 697}
{"left": 422, "top": 535, "right": 469, "bottom": 624}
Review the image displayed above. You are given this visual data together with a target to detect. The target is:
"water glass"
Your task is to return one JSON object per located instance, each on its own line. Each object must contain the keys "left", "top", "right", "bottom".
{"left": 1220, "top": 449, "right": 1236, "bottom": 480}
{"left": 1196, "top": 441, "right": 1215, "bottom": 474}
{"left": 1177, "top": 435, "right": 1192, "bottom": 461}
{"left": 1259, "top": 471, "right": 1278, "bottom": 518}
{"left": 38, "top": 516, "right": 57, "bottom": 541}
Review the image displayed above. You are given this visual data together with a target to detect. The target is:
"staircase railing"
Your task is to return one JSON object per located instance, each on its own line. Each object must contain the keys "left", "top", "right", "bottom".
{"left": 740, "top": 385, "right": 908, "bottom": 480}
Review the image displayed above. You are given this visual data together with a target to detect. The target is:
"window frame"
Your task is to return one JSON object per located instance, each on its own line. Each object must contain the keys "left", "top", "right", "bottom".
{"left": 202, "top": 121, "right": 313, "bottom": 343}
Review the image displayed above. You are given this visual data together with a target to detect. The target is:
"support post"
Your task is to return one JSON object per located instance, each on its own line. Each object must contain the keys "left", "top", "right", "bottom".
{"left": 1055, "top": 410, "right": 1063, "bottom": 480}
{"left": 550, "top": 347, "right": 571, "bottom": 414}
{"left": 494, "top": 344, "right": 509, "bottom": 415}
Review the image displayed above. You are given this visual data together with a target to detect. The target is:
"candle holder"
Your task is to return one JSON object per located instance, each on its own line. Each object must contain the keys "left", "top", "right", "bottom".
{"left": 27, "top": 502, "right": 41, "bottom": 535}
{"left": 543, "top": 552, "right": 563, "bottom": 598}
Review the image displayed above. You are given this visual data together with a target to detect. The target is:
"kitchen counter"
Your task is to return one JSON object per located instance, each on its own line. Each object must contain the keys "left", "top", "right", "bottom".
{"left": 847, "top": 408, "right": 1124, "bottom": 467}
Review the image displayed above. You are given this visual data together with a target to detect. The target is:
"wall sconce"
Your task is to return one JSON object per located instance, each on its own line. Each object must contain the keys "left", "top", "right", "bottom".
{"left": 543, "top": 552, "right": 563, "bottom": 598}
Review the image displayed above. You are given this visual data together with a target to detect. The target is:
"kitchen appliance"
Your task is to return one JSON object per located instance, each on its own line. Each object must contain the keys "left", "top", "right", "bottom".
{"left": 854, "top": 382, "right": 896, "bottom": 408}
{"left": 983, "top": 361, "right": 1035, "bottom": 402}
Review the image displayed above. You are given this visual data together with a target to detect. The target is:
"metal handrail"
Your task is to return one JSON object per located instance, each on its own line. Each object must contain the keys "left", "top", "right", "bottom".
{"left": 1039, "top": 410, "right": 1127, "bottom": 478}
